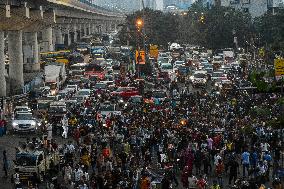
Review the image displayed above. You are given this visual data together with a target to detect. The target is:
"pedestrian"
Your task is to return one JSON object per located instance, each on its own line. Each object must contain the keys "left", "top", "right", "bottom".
{"left": 47, "top": 122, "right": 53, "bottom": 141}
{"left": 62, "top": 115, "right": 69, "bottom": 139}
{"left": 2, "top": 150, "right": 8, "bottom": 177}
{"left": 228, "top": 157, "right": 239, "bottom": 185}
{"left": 241, "top": 149, "right": 250, "bottom": 177}
{"left": 215, "top": 159, "right": 224, "bottom": 187}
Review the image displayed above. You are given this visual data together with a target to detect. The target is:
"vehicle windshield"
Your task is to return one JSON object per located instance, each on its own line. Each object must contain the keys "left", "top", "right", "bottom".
{"left": 15, "top": 113, "right": 33, "bottom": 120}
{"left": 100, "top": 104, "right": 115, "bottom": 111}
{"left": 152, "top": 91, "right": 167, "bottom": 98}
{"left": 95, "top": 83, "right": 107, "bottom": 89}
{"left": 70, "top": 65, "right": 86, "bottom": 70}
{"left": 161, "top": 64, "right": 172, "bottom": 69}
{"left": 49, "top": 106, "right": 66, "bottom": 113}
{"left": 116, "top": 88, "right": 128, "bottom": 92}
{"left": 15, "top": 154, "right": 37, "bottom": 166}
{"left": 78, "top": 90, "right": 90, "bottom": 96}
{"left": 85, "top": 64, "right": 104, "bottom": 72}
{"left": 194, "top": 73, "right": 206, "bottom": 78}
{"left": 38, "top": 102, "right": 49, "bottom": 109}
{"left": 212, "top": 72, "right": 224, "bottom": 77}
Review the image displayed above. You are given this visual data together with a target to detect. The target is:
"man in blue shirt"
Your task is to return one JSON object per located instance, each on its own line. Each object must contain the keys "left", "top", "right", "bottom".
{"left": 241, "top": 150, "right": 250, "bottom": 177}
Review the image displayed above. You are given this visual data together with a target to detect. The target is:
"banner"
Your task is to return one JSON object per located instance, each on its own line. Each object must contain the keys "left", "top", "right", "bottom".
{"left": 274, "top": 59, "right": 284, "bottom": 80}
{"left": 135, "top": 50, "right": 145, "bottom": 64}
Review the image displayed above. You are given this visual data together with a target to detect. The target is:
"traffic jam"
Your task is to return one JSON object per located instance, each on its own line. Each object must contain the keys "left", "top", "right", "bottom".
{"left": 1, "top": 37, "right": 283, "bottom": 189}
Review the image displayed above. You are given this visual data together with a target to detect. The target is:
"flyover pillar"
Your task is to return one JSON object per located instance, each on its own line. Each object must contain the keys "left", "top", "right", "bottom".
{"left": 55, "top": 28, "right": 63, "bottom": 44}
{"left": 0, "top": 31, "right": 6, "bottom": 97}
{"left": 23, "top": 32, "right": 40, "bottom": 71}
{"left": 8, "top": 30, "right": 24, "bottom": 94}
{"left": 42, "top": 27, "right": 54, "bottom": 51}
{"left": 63, "top": 26, "right": 71, "bottom": 47}
{"left": 77, "top": 24, "right": 82, "bottom": 41}
{"left": 73, "top": 25, "right": 77, "bottom": 43}
{"left": 88, "top": 23, "right": 91, "bottom": 35}
{"left": 91, "top": 24, "right": 96, "bottom": 34}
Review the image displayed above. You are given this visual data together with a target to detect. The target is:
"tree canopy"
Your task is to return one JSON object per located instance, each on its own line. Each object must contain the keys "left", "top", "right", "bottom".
{"left": 117, "top": 2, "right": 284, "bottom": 54}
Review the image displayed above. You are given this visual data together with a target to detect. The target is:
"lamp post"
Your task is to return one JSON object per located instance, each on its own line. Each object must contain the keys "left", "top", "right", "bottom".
{"left": 136, "top": 18, "right": 143, "bottom": 77}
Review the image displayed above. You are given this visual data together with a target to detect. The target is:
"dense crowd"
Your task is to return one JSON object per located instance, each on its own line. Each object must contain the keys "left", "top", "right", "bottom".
{"left": 32, "top": 75, "right": 283, "bottom": 189}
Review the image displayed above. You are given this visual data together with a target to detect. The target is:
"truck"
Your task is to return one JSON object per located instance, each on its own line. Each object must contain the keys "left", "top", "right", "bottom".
{"left": 44, "top": 62, "right": 66, "bottom": 95}
{"left": 14, "top": 146, "right": 60, "bottom": 184}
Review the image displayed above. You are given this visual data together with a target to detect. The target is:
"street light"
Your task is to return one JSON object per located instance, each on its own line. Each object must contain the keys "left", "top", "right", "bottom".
{"left": 136, "top": 19, "right": 143, "bottom": 27}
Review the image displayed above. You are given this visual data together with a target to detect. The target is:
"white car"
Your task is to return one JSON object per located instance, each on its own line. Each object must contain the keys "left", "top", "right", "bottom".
{"left": 99, "top": 103, "right": 122, "bottom": 120}
{"left": 12, "top": 112, "right": 38, "bottom": 133}
{"left": 173, "top": 61, "right": 184, "bottom": 69}
{"left": 191, "top": 71, "right": 207, "bottom": 87}
{"left": 66, "top": 85, "right": 78, "bottom": 93}
{"left": 160, "top": 63, "right": 173, "bottom": 74}
{"left": 77, "top": 89, "right": 91, "bottom": 97}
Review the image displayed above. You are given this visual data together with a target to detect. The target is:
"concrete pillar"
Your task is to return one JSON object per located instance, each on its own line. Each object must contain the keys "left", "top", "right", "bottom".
{"left": 63, "top": 30, "right": 71, "bottom": 47}
{"left": 23, "top": 32, "right": 40, "bottom": 71}
{"left": 88, "top": 23, "right": 91, "bottom": 35}
{"left": 73, "top": 25, "right": 77, "bottom": 43}
{"left": 42, "top": 27, "right": 54, "bottom": 51}
{"left": 114, "top": 23, "right": 117, "bottom": 32}
{"left": 83, "top": 24, "right": 87, "bottom": 36}
{"left": 91, "top": 24, "right": 96, "bottom": 34}
{"left": 55, "top": 29, "right": 63, "bottom": 44}
{"left": 78, "top": 24, "right": 81, "bottom": 41}
{"left": 0, "top": 31, "right": 6, "bottom": 97}
{"left": 8, "top": 30, "right": 24, "bottom": 94}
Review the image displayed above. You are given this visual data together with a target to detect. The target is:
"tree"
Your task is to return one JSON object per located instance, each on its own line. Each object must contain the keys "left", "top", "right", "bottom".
{"left": 254, "top": 10, "right": 284, "bottom": 53}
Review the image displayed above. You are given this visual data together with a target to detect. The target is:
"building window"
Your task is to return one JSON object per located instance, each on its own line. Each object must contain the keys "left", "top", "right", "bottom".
{"left": 230, "top": 0, "right": 240, "bottom": 4}
{"left": 242, "top": 0, "right": 250, "bottom": 4}
{"left": 243, "top": 8, "right": 249, "bottom": 12}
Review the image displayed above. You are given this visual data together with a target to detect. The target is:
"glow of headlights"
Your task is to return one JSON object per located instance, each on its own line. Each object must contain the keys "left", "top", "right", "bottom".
{"left": 31, "top": 121, "right": 36, "bottom": 126}
{"left": 12, "top": 122, "right": 18, "bottom": 127}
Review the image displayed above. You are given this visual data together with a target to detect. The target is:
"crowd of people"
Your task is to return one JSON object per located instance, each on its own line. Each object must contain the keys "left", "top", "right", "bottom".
{"left": 38, "top": 74, "right": 283, "bottom": 189}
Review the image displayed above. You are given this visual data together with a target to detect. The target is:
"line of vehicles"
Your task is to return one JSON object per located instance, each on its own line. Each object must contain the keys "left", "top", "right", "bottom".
{"left": 155, "top": 44, "right": 248, "bottom": 91}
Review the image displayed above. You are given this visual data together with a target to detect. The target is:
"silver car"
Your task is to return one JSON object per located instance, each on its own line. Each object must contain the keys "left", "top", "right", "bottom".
{"left": 12, "top": 112, "right": 38, "bottom": 133}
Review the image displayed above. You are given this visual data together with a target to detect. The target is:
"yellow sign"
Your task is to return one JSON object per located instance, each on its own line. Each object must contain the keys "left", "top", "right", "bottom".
{"left": 135, "top": 50, "right": 145, "bottom": 64}
{"left": 259, "top": 48, "right": 265, "bottom": 57}
{"left": 274, "top": 59, "right": 284, "bottom": 80}
{"left": 149, "top": 45, "right": 159, "bottom": 59}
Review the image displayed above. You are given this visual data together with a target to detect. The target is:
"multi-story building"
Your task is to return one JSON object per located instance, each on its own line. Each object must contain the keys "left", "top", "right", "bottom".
{"left": 220, "top": 0, "right": 268, "bottom": 18}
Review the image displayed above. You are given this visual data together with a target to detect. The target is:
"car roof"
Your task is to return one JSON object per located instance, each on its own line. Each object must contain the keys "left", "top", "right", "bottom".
{"left": 16, "top": 111, "right": 32, "bottom": 115}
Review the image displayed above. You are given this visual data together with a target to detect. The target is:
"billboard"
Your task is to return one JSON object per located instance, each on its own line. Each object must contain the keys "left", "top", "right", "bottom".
{"left": 135, "top": 50, "right": 145, "bottom": 64}
{"left": 274, "top": 59, "right": 284, "bottom": 80}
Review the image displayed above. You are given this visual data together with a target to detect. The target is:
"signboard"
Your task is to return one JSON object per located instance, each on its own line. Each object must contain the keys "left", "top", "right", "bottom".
{"left": 135, "top": 50, "right": 145, "bottom": 64}
{"left": 274, "top": 59, "right": 284, "bottom": 80}
{"left": 149, "top": 45, "right": 159, "bottom": 59}
{"left": 259, "top": 48, "right": 265, "bottom": 58}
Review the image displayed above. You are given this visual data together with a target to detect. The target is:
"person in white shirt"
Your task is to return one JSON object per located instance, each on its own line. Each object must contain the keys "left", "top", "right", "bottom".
{"left": 46, "top": 123, "right": 53, "bottom": 140}
{"left": 74, "top": 166, "right": 83, "bottom": 186}
{"left": 62, "top": 115, "right": 69, "bottom": 139}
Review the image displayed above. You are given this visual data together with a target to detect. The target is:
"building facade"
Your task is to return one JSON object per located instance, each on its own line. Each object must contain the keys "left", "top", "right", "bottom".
{"left": 220, "top": 0, "right": 268, "bottom": 18}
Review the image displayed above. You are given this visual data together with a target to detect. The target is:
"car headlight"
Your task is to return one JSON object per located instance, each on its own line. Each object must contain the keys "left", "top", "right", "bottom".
{"left": 215, "top": 83, "right": 219, "bottom": 86}
{"left": 31, "top": 121, "right": 36, "bottom": 126}
{"left": 12, "top": 122, "right": 18, "bottom": 127}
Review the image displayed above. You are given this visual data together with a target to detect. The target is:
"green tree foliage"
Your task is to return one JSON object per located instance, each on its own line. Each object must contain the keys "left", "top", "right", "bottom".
{"left": 118, "top": 2, "right": 283, "bottom": 53}
{"left": 118, "top": 8, "right": 179, "bottom": 48}
{"left": 254, "top": 10, "right": 284, "bottom": 52}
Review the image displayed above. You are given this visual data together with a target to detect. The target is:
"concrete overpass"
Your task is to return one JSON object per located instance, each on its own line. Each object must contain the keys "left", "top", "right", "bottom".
{"left": 0, "top": 0, "right": 125, "bottom": 96}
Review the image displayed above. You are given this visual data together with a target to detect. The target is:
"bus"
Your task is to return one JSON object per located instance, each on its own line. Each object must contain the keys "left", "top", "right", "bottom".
{"left": 40, "top": 50, "right": 71, "bottom": 66}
